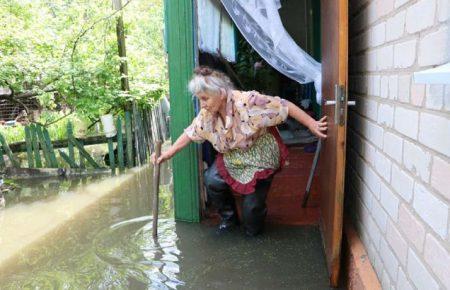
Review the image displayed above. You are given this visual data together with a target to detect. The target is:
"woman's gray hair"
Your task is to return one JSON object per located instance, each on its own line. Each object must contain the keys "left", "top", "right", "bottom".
{"left": 188, "top": 66, "right": 234, "bottom": 96}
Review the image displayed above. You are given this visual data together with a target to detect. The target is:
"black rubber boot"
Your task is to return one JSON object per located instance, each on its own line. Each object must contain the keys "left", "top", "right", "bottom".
{"left": 204, "top": 161, "right": 239, "bottom": 235}
{"left": 242, "top": 177, "right": 273, "bottom": 237}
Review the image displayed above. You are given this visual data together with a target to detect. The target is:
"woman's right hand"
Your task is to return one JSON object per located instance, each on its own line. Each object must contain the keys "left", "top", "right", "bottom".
{"left": 150, "top": 150, "right": 173, "bottom": 165}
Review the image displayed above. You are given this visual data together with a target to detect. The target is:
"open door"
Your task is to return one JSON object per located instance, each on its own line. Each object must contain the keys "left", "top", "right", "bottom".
{"left": 318, "top": 0, "right": 348, "bottom": 287}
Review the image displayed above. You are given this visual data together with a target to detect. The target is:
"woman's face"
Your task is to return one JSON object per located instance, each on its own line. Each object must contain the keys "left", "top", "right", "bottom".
{"left": 197, "top": 90, "right": 226, "bottom": 114}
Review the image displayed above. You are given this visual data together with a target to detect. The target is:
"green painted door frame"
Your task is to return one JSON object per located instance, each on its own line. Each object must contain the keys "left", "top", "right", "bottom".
{"left": 164, "top": 0, "right": 200, "bottom": 222}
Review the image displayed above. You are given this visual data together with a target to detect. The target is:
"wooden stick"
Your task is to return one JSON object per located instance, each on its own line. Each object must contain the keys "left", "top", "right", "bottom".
{"left": 152, "top": 141, "right": 162, "bottom": 239}
{"left": 302, "top": 139, "right": 322, "bottom": 208}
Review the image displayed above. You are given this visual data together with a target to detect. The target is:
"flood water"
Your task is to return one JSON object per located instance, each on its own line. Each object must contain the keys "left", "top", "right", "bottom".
{"left": 0, "top": 164, "right": 332, "bottom": 289}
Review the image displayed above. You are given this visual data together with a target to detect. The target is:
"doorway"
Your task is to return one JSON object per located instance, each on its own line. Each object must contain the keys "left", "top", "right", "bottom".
{"left": 195, "top": 0, "right": 348, "bottom": 287}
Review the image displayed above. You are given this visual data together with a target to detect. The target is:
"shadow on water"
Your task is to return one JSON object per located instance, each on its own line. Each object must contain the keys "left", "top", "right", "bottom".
{"left": 0, "top": 162, "right": 332, "bottom": 290}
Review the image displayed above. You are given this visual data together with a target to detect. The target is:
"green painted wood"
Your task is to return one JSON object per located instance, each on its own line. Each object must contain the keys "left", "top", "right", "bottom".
{"left": 35, "top": 125, "right": 52, "bottom": 167}
{"left": 69, "top": 137, "right": 101, "bottom": 169}
{"left": 43, "top": 127, "right": 59, "bottom": 168}
{"left": 24, "top": 126, "right": 34, "bottom": 168}
{"left": 125, "top": 111, "right": 134, "bottom": 168}
{"left": 30, "top": 124, "right": 42, "bottom": 168}
{"left": 136, "top": 108, "right": 147, "bottom": 164}
{"left": 0, "top": 146, "right": 5, "bottom": 168}
{"left": 116, "top": 117, "right": 125, "bottom": 172}
{"left": 0, "top": 133, "right": 20, "bottom": 167}
{"left": 58, "top": 150, "right": 79, "bottom": 168}
{"left": 107, "top": 138, "right": 116, "bottom": 174}
{"left": 67, "top": 122, "right": 75, "bottom": 162}
{"left": 165, "top": 0, "right": 200, "bottom": 222}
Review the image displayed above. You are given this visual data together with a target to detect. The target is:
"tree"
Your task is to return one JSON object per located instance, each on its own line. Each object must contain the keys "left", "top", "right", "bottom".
{"left": 0, "top": 0, "right": 167, "bottom": 122}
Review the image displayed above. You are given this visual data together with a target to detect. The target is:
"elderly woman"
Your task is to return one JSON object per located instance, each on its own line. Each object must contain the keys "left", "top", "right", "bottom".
{"left": 153, "top": 66, "right": 327, "bottom": 236}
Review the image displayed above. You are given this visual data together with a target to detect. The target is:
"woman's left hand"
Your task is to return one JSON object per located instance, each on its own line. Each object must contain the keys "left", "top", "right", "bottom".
{"left": 308, "top": 116, "right": 328, "bottom": 139}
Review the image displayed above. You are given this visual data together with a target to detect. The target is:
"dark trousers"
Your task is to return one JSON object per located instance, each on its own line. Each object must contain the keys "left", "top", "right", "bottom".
{"left": 204, "top": 160, "right": 273, "bottom": 235}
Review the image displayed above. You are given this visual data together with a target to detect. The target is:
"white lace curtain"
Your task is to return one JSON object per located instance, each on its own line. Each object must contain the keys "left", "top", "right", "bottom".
{"left": 220, "top": 0, "right": 322, "bottom": 104}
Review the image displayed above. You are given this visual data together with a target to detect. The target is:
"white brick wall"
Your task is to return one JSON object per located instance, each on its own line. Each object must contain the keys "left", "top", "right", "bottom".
{"left": 405, "top": 0, "right": 436, "bottom": 34}
{"left": 407, "top": 249, "right": 439, "bottom": 290}
{"left": 394, "top": 107, "right": 418, "bottom": 139}
{"left": 413, "top": 183, "right": 448, "bottom": 238}
{"left": 418, "top": 25, "right": 450, "bottom": 66}
{"left": 348, "top": 0, "right": 450, "bottom": 288}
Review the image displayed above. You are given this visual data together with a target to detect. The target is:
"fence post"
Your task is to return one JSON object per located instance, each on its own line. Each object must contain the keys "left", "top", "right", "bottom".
{"left": 42, "top": 127, "right": 58, "bottom": 168}
{"left": 0, "top": 133, "right": 20, "bottom": 167}
{"left": 116, "top": 117, "right": 125, "bottom": 172}
{"left": 69, "top": 136, "right": 101, "bottom": 169}
{"left": 58, "top": 150, "right": 79, "bottom": 168}
{"left": 35, "top": 125, "right": 52, "bottom": 167}
{"left": 107, "top": 137, "right": 116, "bottom": 175}
{"left": 30, "top": 124, "right": 42, "bottom": 168}
{"left": 24, "top": 126, "right": 34, "bottom": 168}
{"left": 125, "top": 111, "right": 134, "bottom": 168}
{"left": 0, "top": 146, "right": 5, "bottom": 169}
{"left": 67, "top": 122, "right": 75, "bottom": 162}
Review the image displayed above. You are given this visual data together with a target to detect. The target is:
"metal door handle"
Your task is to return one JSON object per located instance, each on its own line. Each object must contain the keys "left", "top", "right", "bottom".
{"left": 325, "top": 100, "right": 356, "bottom": 106}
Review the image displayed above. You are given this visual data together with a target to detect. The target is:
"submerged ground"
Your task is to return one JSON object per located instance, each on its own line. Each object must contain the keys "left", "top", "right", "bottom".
{"left": 0, "top": 164, "right": 332, "bottom": 289}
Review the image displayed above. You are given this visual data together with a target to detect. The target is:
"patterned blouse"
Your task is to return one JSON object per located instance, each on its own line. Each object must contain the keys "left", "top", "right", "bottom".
{"left": 184, "top": 90, "right": 289, "bottom": 153}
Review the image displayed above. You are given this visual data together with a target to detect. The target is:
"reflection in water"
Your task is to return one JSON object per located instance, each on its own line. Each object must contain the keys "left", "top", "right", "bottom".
{"left": 0, "top": 162, "right": 331, "bottom": 289}
{"left": 1, "top": 175, "right": 106, "bottom": 207}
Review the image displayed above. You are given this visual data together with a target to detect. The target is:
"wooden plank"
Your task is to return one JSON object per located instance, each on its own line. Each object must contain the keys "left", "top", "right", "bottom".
{"left": 116, "top": 117, "right": 125, "bottom": 172}
{"left": 67, "top": 121, "right": 75, "bottom": 162}
{"left": 107, "top": 137, "right": 116, "bottom": 174}
{"left": 79, "top": 140, "right": 85, "bottom": 169}
{"left": 8, "top": 134, "right": 122, "bottom": 153}
{"left": 318, "top": 0, "right": 349, "bottom": 286}
{"left": 24, "top": 126, "right": 34, "bottom": 168}
{"left": 30, "top": 124, "right": 42, "bottom": 168}
{"left": 165, "top": 0, "right": 200, "bottom": 222}
{"left": 0, "top": 133, "right": 20, "bottom": 167}
{"left": 125, "top": 110, "right": 134, "bottom": 168}
{"left": 69, "top": 136, "right": 101, "bottom": 169}
{"left": 35, "top": 125, "right": 52, "bottom": 167}
{"left": 43, "top": 127, "right": 59, "bottom": 168}
{"left": 58, "top": 150, "right": 79, "bottom": 168}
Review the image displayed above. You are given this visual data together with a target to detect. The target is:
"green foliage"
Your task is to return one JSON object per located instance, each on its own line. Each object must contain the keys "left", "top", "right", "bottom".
{"left": 0, "top": 0, "right": 167, "bottom": 120}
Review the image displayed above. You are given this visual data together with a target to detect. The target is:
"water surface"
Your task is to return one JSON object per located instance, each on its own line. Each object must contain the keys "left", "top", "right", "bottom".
{"left": 0, "top": 164, "right": 332, "bottom": 289}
